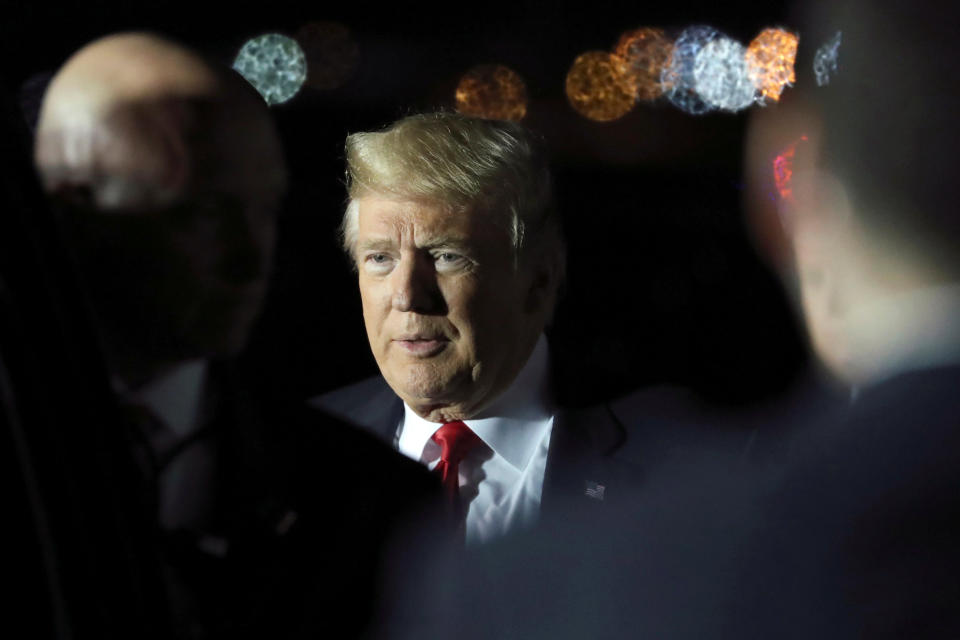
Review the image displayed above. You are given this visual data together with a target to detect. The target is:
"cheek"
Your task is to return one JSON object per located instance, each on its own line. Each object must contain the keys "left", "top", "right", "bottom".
{"left": 358, "top": 278, "right": 390, "bottom": 334}
{"left": 798, "top": 286, "right": 823, "bottom": 320}
{"left": 253, "top": 218, "right": 277, "bottom": 263}
{"left": 439, "top": 278, "right": 483, "bottom": 332}
{"left": 448, "top": 278, "right": 521, "bottom": 349}
{"left": 168, "top": 230, "right": 223, "bottom": 278}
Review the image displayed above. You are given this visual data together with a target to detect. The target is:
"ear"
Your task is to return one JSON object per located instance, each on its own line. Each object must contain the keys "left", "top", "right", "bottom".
{"left": 743, "top": 95, "right": 823, "bottom": 272}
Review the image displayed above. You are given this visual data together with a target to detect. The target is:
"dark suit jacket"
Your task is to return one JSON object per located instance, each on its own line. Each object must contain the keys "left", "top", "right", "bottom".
{"left": 311, "top": 376, "right": 780, "bottom": 639}
{"left": 309, "top": 374, "right": 649, "bottom": 521}
{"left": 420, "top": 366, "right": 960, "bottom": 640}
{"left": 143, "top": 363, "right": 441, "bottom": 640}
{"left": 724, "top": 364, "right": 960, "bottom": 639}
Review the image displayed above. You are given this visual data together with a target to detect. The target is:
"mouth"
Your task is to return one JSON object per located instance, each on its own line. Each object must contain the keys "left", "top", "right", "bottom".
{"left": 392, "top": 335, "right": 450, "bottom": 357}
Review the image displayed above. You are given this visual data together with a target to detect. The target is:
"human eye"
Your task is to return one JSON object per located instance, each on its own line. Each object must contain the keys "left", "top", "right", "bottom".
{"left": 433, "top": 251, "right": 470, "bottom": 273}
{"left": 362, "top": 252, "right": 396, "bottom": 274}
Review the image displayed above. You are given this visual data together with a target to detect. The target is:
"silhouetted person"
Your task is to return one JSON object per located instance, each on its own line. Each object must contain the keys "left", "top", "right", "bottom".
{"left": 731, "top": 0, "right": 960, "bottom": 635}
{"left": 35, "top": 32, "right": 437, "bottom": 639}
{"left": 36, "top": 32, "right": 283, "bottom": 390}
{"left": 1, "top": 71, "right": 174, "bottom": 640}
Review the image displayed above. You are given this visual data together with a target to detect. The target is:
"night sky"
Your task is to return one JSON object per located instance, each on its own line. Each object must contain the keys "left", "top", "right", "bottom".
{"left": 2, "top": 0, "right": 810, "bottom": 406}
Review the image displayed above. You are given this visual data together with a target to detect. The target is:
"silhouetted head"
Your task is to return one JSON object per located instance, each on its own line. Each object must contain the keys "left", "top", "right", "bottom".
{"left": 746, "top": 0, "right": 960, "bottom": 384}
{"left": 35, "top": 33, "right": 287, "bottom": 385}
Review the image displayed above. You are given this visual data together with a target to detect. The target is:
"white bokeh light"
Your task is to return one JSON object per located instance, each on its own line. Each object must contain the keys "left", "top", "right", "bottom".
{"left": 233, "top": 33, "right": 307, "bottom": 105}
{"left": 661, "top": 25, "right": 720, "bottom": 115}
{"left": 814, "top": 31, "right": 842, "bottom": 87}
{"left": 694, "top": 36, "right": 755, "bottom": 112}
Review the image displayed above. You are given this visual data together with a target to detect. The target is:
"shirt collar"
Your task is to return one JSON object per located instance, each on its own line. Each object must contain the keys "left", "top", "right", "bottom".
{"left": 129, "top": 360, "right": 208, "bottom": 437}
{"left": 398, "top": 335, "right": 553, "bottom": 471}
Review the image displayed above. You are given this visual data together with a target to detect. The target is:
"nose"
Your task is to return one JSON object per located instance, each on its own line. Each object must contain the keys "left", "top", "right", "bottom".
{"left": 391, "top": 253, "right": 445, "bottom": 314}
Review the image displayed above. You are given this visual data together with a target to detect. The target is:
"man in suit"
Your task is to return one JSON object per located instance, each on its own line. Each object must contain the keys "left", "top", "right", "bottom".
{"left": 313, "top": 112, "right": 644, "bottom": 545}
{"left": 35, "top": 33, "right": 438, "bottom": 638}
{"left": 35, "top": 31, "right": 287, "bottom": 534}
{"left": 727, "top": 1, "right": 960, "bottom": 635}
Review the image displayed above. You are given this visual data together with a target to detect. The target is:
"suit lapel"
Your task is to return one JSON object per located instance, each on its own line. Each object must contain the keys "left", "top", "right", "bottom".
{"left": 540, "top": 403, "right": 633, "bottom": 518}
{"left": 310, "top": 376, "right": 403, "bottom": 445}
{"left": 315, "top": 377, "right": 640, "bottom": 516}
{"left": 366, "top": 381, "right": 404, "bottom": 445}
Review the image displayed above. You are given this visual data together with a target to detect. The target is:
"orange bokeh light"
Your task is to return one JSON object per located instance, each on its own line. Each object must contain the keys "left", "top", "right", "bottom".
{"left": 454, "top": 64, "right": 528, "bottom": 121}
{"left": 746, "top": 28, "right": 799, "bottom": 103}
{"left": 614, "top": 28, "right": 673, "bottom": 102}
{"left": 565, "top": 51, "right": 637, "bottom": 122}
{"left": 295, "top": 21, "right": 361, "bottom": 90}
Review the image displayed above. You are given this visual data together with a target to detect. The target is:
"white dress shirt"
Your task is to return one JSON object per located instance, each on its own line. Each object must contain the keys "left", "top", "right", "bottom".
{"left": 134, "top": 360, "right": 208, "bottom": 439}
{"left": 397, "top": 335, "right": 554, "bottom": 545}
{"left": 124, "top": 360, "right": 213, "bottom": 530}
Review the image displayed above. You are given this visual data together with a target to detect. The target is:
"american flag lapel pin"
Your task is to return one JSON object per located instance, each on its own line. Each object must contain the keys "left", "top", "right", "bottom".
{"left": 585, "top": 480, "right": 605, "bottom": 501}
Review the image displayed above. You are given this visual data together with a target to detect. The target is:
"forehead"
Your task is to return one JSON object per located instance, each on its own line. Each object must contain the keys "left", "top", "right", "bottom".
{"left": 37, "top": 101, "right": 285, "bottom": 214}
{"left": 187, "top": 110, "right": 287, "bottom": 206}
{"left": 356, "top": 196, "right": 506, "bottom": 246}
{"left": 193, "top": 152, "right": 286, "bottom": 210}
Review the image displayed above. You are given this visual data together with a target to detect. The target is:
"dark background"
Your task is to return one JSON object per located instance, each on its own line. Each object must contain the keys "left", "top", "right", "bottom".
{"left": 1, "top": 0, "right": 808, "bottom": 407}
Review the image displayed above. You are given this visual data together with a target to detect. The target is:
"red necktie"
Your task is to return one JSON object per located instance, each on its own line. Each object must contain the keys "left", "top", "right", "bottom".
{"left": 431, "top": 421, "right": 483, "bottom": 522}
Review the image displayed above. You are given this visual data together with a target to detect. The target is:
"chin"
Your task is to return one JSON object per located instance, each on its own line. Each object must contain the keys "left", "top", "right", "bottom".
{"left": 811, "top": 344, "right": 859, "bottom": 386}
{"left": 390, "top": 363, "right": 468, "bottom": 405}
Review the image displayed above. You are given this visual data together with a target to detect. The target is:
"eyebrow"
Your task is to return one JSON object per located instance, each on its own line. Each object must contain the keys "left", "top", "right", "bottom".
{"left": 417, "top": 235, "right": 471, "bottom": 250}
{"left": 355, "top": 235, "right": 472, "bottom": 252}
{"left": 355, "top": 239, "right": 396, "bottom": 253}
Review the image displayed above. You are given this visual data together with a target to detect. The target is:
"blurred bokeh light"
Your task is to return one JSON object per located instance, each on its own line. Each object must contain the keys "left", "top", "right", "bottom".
{"left": 745, "top": 28, "right": 799, "bottom": 104}
{"left": 295, "top": 21, "right": 360, "bottom": 91}
{"left": 614, "top": 28, "right": 673, "bottom": 102}
{"left": 661, "top": 25, "right": 720, "bottom": 115}
{"left": 814, "top": 31, "right": 842, "bottom": 86}
{"left": 454, "top": 64, "right": 528, "bottom": 121}
{"left": 565, "top": 51, "right": 637, "bottom": 122}
{"left": 233, "top": 33, "right": 307, "bottom": 105}
{"left": 694, "top": 35, "right": 755, "bottom": 112}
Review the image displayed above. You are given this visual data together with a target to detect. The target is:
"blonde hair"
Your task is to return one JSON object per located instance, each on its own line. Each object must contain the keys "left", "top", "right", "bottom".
{"left": 341, "top": 112, "right": 561, "bottom": 267}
